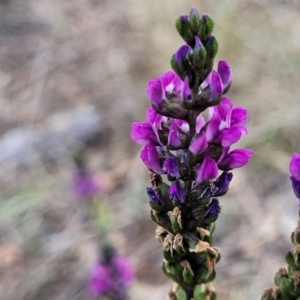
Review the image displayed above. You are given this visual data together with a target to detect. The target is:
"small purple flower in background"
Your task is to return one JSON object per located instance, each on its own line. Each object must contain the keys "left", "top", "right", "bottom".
{"left": 290, "top": 153, "right": 300, "bottom": 202}
{"left": 89, "top": 264, "right": 113, "bottom": 296}
{"left": 72, "top": 169, "right": 102, "bottom": 200}
{"left": 89, "top": 244, "right": 134, "bottom": 300}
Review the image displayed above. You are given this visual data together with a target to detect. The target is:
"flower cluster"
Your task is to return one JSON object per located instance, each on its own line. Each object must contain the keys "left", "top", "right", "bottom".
{"left": 131, "top": 7, "right": 253, "bottom": 299}
{"left": 261, "top": 154, "right": 300, "bottom": 299}
{"left": 89, "top": 245, "right": 134, "bottom": 300}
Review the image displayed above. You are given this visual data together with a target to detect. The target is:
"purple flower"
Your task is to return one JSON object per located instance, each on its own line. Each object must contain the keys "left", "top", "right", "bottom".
{"left": 113, "top": 255, "right": 135, "bottom": 285}
{"left": 169, "top": 181, "right": 185, "bottom": 203}
{"left": 89, "top": 264, "right": 113, "bottom": 295}
{"left": 214, "top": 172, "right": 233, "bottom": 196}
{"left": 163, "top": 156, "right": 180, "bottom": 178}
{"left": 289, "top": 153, "right": 300, "bottom": 201}
{"left": 147, "top": 186, "right": 164, "bottom": 205}
{"left": 196, "top": 156, "right": 218, "bottom": 183}
{"left": 130, "top": 122, "right": 159, "bottom": 145}
{"left": 147, "top": 71, "right": 182, "bottom": 109}
{"left": 189, "top": 133, "right": 208, "bottom": 155}
{"left": 218, "top": 149, "right": 253, "bottom": 170}
{"left": 72, "top": 170, "right": 101, "bottom": 200}
{"left": 204, "top": 198, "right": 221, "bottom": 218}
{"left": 206, "top": 97, "right": 248, "bottom": 147}
{"left": 140, "top": 143, "right": 165, "bottom": 175}
{"left": 146, "top": 71, "right": 189, "bottom": 119}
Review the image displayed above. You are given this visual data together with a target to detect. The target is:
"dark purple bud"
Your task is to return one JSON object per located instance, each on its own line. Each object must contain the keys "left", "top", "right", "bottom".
{"left": 147, "top": 187, "right": 163, "bottom": 205}
{"left": 169, "top": 181, "right": 185, "bottom": 203}
{"left": 204, "top": 198, "right": 221, "bottom": 218}
{"left": 214, "top": 172, "right": 233, "bottom": 197}
{"left": 163, "top": 156, "right": 180, "bottom": 179}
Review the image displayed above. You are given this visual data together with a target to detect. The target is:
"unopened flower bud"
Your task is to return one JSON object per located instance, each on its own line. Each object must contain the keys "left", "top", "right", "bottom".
{"left": 204, "top": 35, "right": 218, "bottom": 68}
{"left": 193, "top": 36, "right": 207, "bottom": 69}
{"left": 197, "top": 14, "right": 214, "bottom": 43}
{"left": 176, "top": 15, "right": 194, "bottom": 46}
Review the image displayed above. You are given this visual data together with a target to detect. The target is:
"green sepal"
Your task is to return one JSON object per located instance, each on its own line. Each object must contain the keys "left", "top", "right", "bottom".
{"left": 193, "top": 46, "right": 207, "bottom": 70}
{"left": 286, "top": 252, "right": 296, "bottom": 268}
{"left": 149, "top": 202, "right": 164, "bottom": 212}
{"left": 193, "top": 285, "right": 206, "bottom": 300}
{"left": 171, "top": 54, "right": 185, "bottom": 79}
{"left": 175, "top": 16, "right": 194, "bottom": 46}
{"left": 205, "top": 36, "right": 218, "bottom": 65}
{"left": 279, "top": 278, "right": 297, "bottom": 297}
{"left": 182, "top": 267, "right": 194, "bottom": 284}
{"left": 176, "top": 289, "right": 187, "bottom": 300}
{"left": 194, "top": 266, "right": 216, "bottom": 284}
{"left": 197, "top": 14, "right": 214, "bottom": 42}
{"left": 163, "top": 250, "right": 182, "bottom": 263}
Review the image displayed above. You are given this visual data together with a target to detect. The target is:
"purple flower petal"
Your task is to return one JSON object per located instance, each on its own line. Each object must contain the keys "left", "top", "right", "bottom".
{"left": 140, "top": 143, "right": 164, "bottom": 174}
{"left": 208, "top": 70, "right": 223, "bottom": 102}
{"left": 163, "top": 156, "right": 180, "bottom": 178}
{"left": 230, "top": 107, "right": 248, "bottom": 127}
{"left": 204, "top": 198, "right": 221, "bottom": 218}
{"left": 218, "top": 149, "right": 253, "bottom": 170}
{"left": 194, "top": 36, "right": 203, "bottom": 53}
{"left": 206, "top": 116, "right": 220, "bottom": 143}
{"left": 169, "top": 181, "right": 185, "bottom": 203}
{"left": 180, "top": 77, "right": 192, "bottom": 101}
{"left": 290, "top": 153, "right": 300, "bottom": 181}
{"left": 215, "top": 97, "right": 233, "bottom": 124}
{"left": 196, "top": 114, "right": 206, "bottom": 133}
{"left": 220, "top": 126, "right": 247, "bottom": 147}
{"left": 189, "top": 133, "right": 208, "bottom": 155}
{"left": 160, "top": 71, "right": 182, "bottom": 96}
{"left": 175, "top": 45, "right": 192, "bottom": 65}
{"left": 147, "top": 186, "right": 164, "bottom": 205}
{"left": 147, "top": 78, "right": 163, "bottom": 108}
{"left": 168, "top": 122, "right": 181, "bottom": 147}
{"left": 217, "top": 61, "right": 232, "bottom": 90}
{"left": 174, "top": 119, "right": 190, "bottom": 133}
{"left": 131, "top": 122, "right": 159, "bottom": 145}
{"left": 196, "top": 156, "right": 218, "bottom": 183}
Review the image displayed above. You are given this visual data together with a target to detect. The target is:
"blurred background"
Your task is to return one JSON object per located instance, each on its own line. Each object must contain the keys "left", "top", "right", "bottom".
{"left": 0, "top": 0, "right": 300, "bottom": 299}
